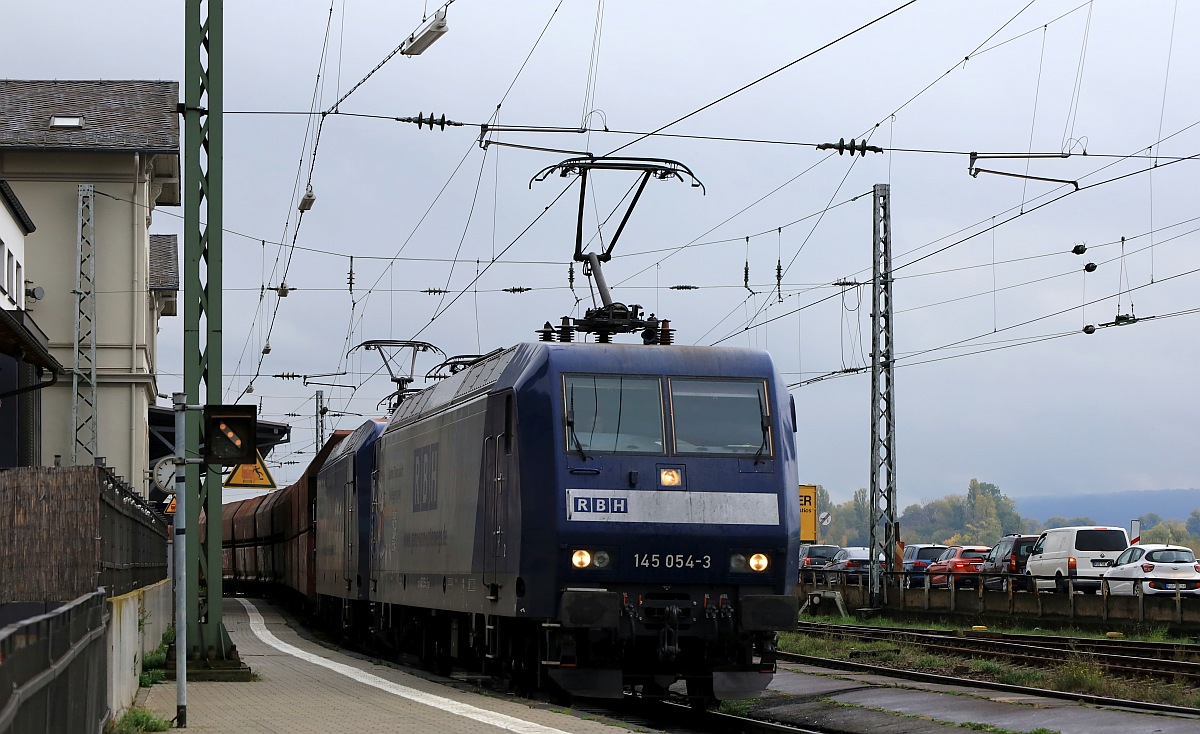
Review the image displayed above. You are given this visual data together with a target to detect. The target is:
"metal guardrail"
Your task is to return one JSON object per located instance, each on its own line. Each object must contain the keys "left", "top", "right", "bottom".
{"left": 97, "top": 467, "right": 169, "bottom": 598}
{"left": 798, "top": 569, "right": 1200, "bottom": 626}
{"left": 0, "top": 590, "right": 109, "bottom": 734}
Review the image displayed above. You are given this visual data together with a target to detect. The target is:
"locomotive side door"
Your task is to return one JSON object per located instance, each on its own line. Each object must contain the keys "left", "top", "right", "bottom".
{"left": 483, "top": 392, "right": 514, "bottom": 592}
{"left": 343, "top": 471, "right": 355, "bottom": 592}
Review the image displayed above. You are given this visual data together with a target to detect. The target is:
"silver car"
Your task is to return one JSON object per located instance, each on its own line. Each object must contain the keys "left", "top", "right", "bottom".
{"left": 1103, "top": 544, "right": 1200, "bottom": 596}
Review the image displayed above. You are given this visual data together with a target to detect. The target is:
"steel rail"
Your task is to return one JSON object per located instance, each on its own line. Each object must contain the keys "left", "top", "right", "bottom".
{"left": 794, "top": 622, "right": 1200, "bottom": 683}
{"left": 776, "top": 651, "right": 1200, "bottom": 718}
{"left": 798, "top": 620, "right": 1200, "bottom": 659}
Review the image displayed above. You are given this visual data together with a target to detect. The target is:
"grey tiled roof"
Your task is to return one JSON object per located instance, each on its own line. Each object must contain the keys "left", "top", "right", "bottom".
{"left": 0, "top": 80, "right": 179, "bottom": 152}
{"left": 149, "top": 235, "right": 179, "bottom": 291}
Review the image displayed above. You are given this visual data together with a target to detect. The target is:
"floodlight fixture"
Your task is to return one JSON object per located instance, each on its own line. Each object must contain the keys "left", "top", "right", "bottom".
{"left": 400, "top": 8, "right": 448, "bottom": 56}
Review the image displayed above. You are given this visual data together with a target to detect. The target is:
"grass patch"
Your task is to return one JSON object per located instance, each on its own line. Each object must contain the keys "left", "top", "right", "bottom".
{"left": 106, "top": 707, "right": 171, "bottom": 733}
{"left": 996, "top": 669, "right": 1044, "bottom": 687}
{"left": 967, "top": 659, "right": 1007, "bottom": 675}
{"left": 718, "top": 699, "right": 757, "bottom": 716}
{"left": 959, "top": 725, "right": 1060, "bottom": 734}
{"left": 1047, "top": 658, "right": 1108, "bottom": 696}
{"left": 139, "top": 669, "right": 166, "bottom": 687}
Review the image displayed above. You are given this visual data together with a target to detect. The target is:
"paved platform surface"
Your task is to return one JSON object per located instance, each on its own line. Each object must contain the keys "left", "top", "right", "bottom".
{"left": 140, "top": 598, "right": 635, "bottom": 733}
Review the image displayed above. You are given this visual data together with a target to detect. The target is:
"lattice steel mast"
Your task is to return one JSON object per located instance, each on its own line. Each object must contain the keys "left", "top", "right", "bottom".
{"left": 183, "top": 0, "right": 232, "bottom": 658}
{"left": 71, "top": 183, "right": 98, "bottom": 465}
{"left": 868, "top": 184, "right": 897, "bottom": 606}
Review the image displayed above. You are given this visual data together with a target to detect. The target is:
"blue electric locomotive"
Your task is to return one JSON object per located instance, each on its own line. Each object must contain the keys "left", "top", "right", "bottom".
{"left": 314, "top": 419, "right": 386, "bottom": 628}
{"left": 361, "top": 341, "right": 799, "bottom": 701}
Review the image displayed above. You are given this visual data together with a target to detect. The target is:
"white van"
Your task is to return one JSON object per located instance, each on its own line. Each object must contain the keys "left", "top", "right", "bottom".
{"left": 1025, "top": 526, "right": 1129, "bottom": 593}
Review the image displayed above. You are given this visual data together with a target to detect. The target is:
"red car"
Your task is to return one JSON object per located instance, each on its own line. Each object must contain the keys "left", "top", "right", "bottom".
{"left": 926, "top": 545, "right": 990, "bottom": 588}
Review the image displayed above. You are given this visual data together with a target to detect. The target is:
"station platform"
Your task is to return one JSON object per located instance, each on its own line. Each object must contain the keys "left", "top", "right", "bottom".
{"left": 140, "top": 598, "right": 633, "bottom": 733}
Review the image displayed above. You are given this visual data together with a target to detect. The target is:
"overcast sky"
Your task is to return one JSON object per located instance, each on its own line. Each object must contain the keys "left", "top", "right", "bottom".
{"left": 5, "top": 1, "right": 1198, "bottom": 505}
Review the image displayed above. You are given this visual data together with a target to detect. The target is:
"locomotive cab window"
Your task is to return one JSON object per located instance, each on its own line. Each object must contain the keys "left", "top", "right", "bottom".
{"left": 563, "top": 374, "right": 665, "bottom": 454}
{"left": 670, "top": 378, "right": 772, "bottom": 457}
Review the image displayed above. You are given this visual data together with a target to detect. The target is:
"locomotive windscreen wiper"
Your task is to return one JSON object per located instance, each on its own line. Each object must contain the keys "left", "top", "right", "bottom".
{"left": 753, "top": 389, "right": 769, "bottom": 465}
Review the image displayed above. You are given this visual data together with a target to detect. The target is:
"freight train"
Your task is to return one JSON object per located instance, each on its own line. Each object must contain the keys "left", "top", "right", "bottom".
{"left": 223, "top": 340, "right": 800, "bottom": 703}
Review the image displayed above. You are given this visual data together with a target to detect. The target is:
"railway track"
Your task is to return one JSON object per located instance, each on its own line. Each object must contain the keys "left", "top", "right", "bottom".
{"left": 793, "top": 619, "right": 1200, "bottom": 684}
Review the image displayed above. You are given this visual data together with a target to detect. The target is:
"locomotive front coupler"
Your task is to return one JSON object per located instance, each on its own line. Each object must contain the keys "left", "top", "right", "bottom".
{"left": 658, "top": 606, "right": 681, "bottom": 662}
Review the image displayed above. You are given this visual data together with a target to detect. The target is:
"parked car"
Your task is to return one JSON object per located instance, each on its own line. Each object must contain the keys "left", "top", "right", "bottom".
{"left": 1102, "top": 544, "right": 1200, "bottom": 596}
{"left": 901, "top": 543, "right": 949, "bottom": 588}
{"left": 821, "top": 546, "right": 886, "bottom": 583}
{"left": 980, "top": 534, "right": 1039, "bottom": 592}
{"left": 1026, "top": 526, "right": 1129, "bottom": 593}
{"left": 798, "top": 544, "right": 841, "bottom": 582}
{"left": 925, "top": 545, "right": 990, "bottom": 588}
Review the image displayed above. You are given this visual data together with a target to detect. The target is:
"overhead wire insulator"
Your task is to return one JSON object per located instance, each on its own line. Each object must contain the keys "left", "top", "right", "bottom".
{"left": 817, "top": 137, "right": 882, "bottom": 156}
{"left": 408, "top": 112, "right": 463, "bottom": 131}
{"left": 423, "top": 288, "right": 448, "bottom": 295}
{"left": 670, "top": 285, "right": 697, "bottom": 290}
{"left": 347, "top": 256, "right": 354, "bottom": 294}
{"left": 503, "top": 286, "right": 531, "bottom": 293}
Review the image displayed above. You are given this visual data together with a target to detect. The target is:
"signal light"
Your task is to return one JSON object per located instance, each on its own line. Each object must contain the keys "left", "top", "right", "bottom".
{"left": 203, "top": 404, "right": 258, "bottom": 465}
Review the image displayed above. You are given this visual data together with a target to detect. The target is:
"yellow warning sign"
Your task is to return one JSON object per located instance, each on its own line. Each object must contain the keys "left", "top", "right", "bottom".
{"left": 164, "top": 496, "right": 177, "bottom": 514}
{"left": 222, "top": 450, "right": 277, "bottom": 489}
{"left": 798, "top": 484, "right": 817, "bottom": 543}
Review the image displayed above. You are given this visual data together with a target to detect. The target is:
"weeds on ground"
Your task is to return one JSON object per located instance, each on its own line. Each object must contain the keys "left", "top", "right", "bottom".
{"left": 139, "top": 669, "right": 166, "bottom": 687}
{"left": 717, "top": 699, "right": 756, "bottom": 716}
{"left": 105, "top": 707, "right": 171, "bottom": 733}
{"left": 996, "top": 669, "right": 1043, "bottom": 687}
{"left": 1047, "top": 657, "right": 1109, "bottom": 696}
{"left": 967, "top": 659, "right": 1006, "bottom": 675}
{"left": 143, "top": 646, "right": 166, "bottom": 670}
{"left": 959, "top": 725, "right": 1060, "bottom": 734}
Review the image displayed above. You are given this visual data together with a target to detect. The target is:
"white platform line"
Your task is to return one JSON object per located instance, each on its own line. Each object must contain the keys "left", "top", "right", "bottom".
{"left": 235, "top": 598, "right": 571, "bottom": 734}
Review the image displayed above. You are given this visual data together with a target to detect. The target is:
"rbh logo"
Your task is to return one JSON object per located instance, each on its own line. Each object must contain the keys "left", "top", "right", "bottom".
{"left": 573, "top": 496, "right": 628, "bottom": 514}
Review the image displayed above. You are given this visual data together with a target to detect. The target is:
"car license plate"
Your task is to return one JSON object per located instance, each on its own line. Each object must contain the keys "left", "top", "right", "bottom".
{"left": 1091, "top": 560, "right": 1112, "bottom": 567}
{"left": 1165, "top": 583, "right": 1179, "bottom": 589}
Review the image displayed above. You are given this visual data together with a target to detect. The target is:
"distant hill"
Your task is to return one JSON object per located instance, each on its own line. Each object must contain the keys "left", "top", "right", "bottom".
{"left": 1013, "top": 488, "right": 1199, "bottom": 529}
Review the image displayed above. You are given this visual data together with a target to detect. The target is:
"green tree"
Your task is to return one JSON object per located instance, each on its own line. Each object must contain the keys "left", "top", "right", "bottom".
{"left": 1186, "top": 509, "right": 1200, "bottom": 538}
{"left": 1140, "top": 513, "right": 1164, "bottom": 530}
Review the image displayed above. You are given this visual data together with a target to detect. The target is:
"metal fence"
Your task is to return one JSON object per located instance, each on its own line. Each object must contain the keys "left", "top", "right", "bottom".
{"left": 0, "top": 590, "right": 108, "bottom": 734}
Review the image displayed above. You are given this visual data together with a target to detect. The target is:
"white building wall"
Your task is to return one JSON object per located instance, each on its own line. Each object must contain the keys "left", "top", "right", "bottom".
{"left": 2, "top": 150, "right": 171, "bottom": 493}
{"left": 0, "top": 203, "right": 24, "bottom": 310}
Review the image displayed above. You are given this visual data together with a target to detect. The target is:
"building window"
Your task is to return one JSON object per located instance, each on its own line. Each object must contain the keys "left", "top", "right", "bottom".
{"left": 15, "top": 262, "right": 23, "bottom": 308}
{"left": 50, "top": 115, "right": 84, "bottom": 129}
{"left": 0, "top": 238, "right": 7, "bottom": 296}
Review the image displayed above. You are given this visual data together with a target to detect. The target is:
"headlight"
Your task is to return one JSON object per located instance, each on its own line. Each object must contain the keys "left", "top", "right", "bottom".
{"left": 572, "top": 550, "right": 592, "bottom": 568}
{"left": 659, "top": 468, "right": 682, "bottom": 487}
{"left": 730, "top": 552, "right": 770, "bottom": 572}
{"left": 593, "top": 550, "right": 612, "bottom": 569}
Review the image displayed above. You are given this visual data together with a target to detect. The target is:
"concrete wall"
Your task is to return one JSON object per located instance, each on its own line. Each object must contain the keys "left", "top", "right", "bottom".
{"left": 2, "top": 150, "right": 173, "bottom": 493}
{"left": 106, "top": 578, "right": 173, "bottom": 717}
